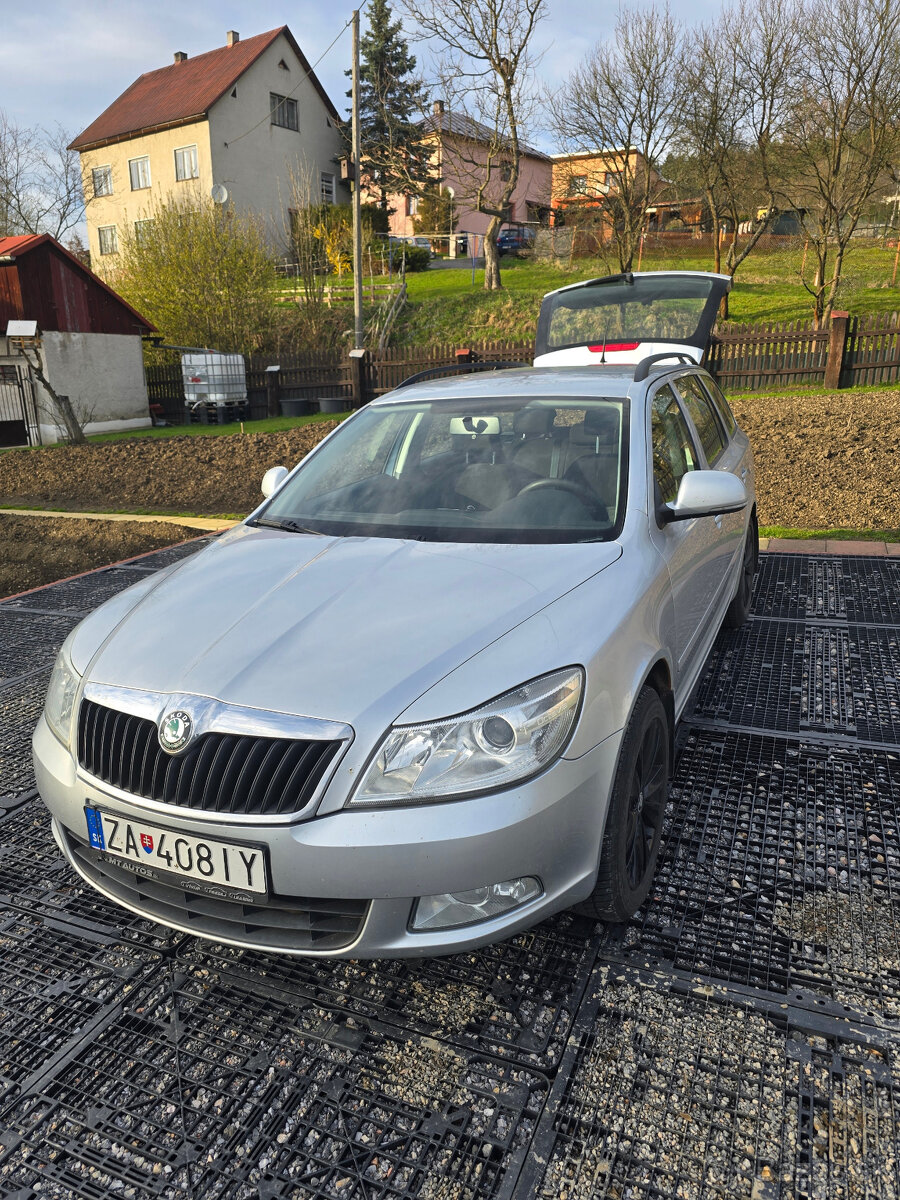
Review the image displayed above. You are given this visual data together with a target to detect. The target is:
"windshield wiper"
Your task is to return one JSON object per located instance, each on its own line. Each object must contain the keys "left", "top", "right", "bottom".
{"left": 253, "top": 517, "right": 323, "bottom": 536}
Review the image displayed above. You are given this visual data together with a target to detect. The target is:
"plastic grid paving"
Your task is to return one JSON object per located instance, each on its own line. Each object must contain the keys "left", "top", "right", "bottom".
{"left": 0, "top": 907, "right": 159, "bottom": 1113}
{"left": 0, "top": 549, "right": 897, "bottom": 1200}
{"left": 0, "top": 609, "right": 79, "bottom": 684}
{"left": 0, "top": 671, "right": 47, "bottom": 806}
{"left": 605, "top": 728, "right": 900, "bottom": 1022}
{"left": 4, "top": 565, "right": 156, "bottom": 615}
{"left": 0, "top": 960, "right": 547, "bottom": 1200}
{"left": 0, "top": 800, "right": 183, "bottom": 952}
{"left": 177, "top": 910, "right": 597, "bottom": 1069}
{"left": 753, "top": 553, "right": 900, "bottom": 625}
{"left": 515, "top": 964, "right": 900, "bottom": 1200}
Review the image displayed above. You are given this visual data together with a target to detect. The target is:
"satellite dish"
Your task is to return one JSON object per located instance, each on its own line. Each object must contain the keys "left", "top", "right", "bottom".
{"left": 211, "top": 184, "right": 229, "bottom": 204}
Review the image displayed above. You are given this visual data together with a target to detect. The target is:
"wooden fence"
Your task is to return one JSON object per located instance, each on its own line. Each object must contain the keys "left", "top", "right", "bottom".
{"left": 145, "top": 312, "right": 900, "bottom": 422}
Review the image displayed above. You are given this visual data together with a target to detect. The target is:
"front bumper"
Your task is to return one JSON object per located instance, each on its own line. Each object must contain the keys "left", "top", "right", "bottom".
{"left": 33, "top": 715, "right": 622, "bottom": 957}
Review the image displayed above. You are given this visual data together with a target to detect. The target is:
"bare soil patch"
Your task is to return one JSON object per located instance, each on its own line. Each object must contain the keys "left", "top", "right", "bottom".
{"left": 0, "top": 423, "right": 340, "bottom": 517}
{"left": 729, "top": 389, "right": 900, "bottom": 531}
{"left": 0, "top": 515, "right": 202, "bottom": 599}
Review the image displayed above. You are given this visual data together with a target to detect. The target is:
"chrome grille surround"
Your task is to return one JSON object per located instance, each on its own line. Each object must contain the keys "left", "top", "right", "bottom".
{"left": 75, "top": 683, "right": 352, "bottom": 824}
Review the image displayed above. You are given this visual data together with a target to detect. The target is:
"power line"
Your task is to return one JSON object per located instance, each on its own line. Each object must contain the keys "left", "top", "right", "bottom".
{"left": 224, "top": 7, "right": 370, "bottom": 147}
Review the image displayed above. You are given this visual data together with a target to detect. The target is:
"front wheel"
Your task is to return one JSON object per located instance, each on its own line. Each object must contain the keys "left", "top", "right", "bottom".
{"left": 578, "top": 686, "right": 670, "bottom": 922}
{"left": 723, "top": 510, "right": 759, "bottom": 629}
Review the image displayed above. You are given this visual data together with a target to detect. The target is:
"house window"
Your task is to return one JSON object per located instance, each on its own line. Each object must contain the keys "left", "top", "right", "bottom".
{"left": 174, "top": 145, "right": 199, "bottom": 181}
{"left": 129, "top": 156, "right": 151, "bottom": 190}
{"left": 270, "top": 92, "right": 299, "bottom": 130}
{"left": 320, "top": 172, "right": 336, "bottom": 204}
{"left": 405, "top": 194, "right": 419, "bottom": 216}
{"left": 134, "top": 219, "right": 154, "bottom": 246}
{"left": 567, "top": 174, "right": 587, "bottom": 196}
{"left": 500, "top": 162, "right": 512, "bottom": 182}
{"left": 92, "top": 165, "right": 113, "bottom": 197}
{"left": 98, "top": 225, "right": 118, "bottom": 255}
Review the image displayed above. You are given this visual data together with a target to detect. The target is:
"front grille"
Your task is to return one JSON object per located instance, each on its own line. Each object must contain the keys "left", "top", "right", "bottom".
{"left": 77, "top": 699, "right": 342, "bottom": 817}
{"left": 65, "top": 830, "right": 369, "bottom": 952}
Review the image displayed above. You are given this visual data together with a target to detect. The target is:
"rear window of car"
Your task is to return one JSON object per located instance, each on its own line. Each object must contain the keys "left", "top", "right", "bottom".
{"left": 699, "top": 374, "right": 738, "bottom": 437}
{"left": 676, "top": 374, "right": 726, "bottom": 465}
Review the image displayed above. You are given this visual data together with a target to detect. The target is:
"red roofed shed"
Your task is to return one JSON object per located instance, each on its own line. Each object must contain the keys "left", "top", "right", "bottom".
{"left": 0, "top": 234, "right": 154, "bottom": 335}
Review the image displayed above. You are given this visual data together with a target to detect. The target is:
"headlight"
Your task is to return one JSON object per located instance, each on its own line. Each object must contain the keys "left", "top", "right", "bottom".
{"left": 44, "top": 644, "right": 82, "bottom": 748}
{"left": 350, "top": 667, "right": 583, "bottom": 807}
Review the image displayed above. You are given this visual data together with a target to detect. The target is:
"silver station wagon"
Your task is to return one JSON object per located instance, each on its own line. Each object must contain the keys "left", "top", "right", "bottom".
{"left": 33, "top": 272, "right": 757, "bottom": 957}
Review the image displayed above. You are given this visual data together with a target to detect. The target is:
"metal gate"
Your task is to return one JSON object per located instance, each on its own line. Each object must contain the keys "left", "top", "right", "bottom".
{"left": 0, "top": 363, "right": 40, "bottom": 447}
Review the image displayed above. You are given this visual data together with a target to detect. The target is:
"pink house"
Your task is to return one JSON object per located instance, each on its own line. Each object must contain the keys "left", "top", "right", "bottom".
{"left": 382, "top": 101, "right": 552, "bottom": 252}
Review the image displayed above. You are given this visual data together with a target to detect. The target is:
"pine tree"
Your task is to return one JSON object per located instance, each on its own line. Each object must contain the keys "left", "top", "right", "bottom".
{"left": 412, "top": 184, "right": 457, "bottom": 235}
{"left": 354, "top": 0, "right": 432, "bottom": 212}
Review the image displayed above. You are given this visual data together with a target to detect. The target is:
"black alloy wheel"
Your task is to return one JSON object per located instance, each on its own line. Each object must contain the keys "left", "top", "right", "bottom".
{"left": 578, "top": 686, "right": 670, "bottom": 922}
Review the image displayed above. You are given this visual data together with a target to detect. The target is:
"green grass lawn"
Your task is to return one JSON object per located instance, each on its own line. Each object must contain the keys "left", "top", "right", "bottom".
{"left": 394, "top": 242, "right": 900, "bottom": 345}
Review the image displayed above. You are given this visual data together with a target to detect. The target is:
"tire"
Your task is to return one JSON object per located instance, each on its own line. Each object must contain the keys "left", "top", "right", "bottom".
{"left": 578, "top": 686, "right": 670, "bottom": 922}
{"left": 723, "top": 509, "right": 759, "bottom": 629}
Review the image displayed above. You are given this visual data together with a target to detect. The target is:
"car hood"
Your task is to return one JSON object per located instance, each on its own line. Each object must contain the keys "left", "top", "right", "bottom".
{"left": 82, "top": 526, "right": 621, "bottom": 728}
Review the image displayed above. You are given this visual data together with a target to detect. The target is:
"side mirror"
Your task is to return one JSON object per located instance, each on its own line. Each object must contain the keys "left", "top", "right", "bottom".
{"left": 261, "top": 465, "right": 289, "bottom": 498}
{"left": 660, "top": 470, "right": 747, "bottom": 523}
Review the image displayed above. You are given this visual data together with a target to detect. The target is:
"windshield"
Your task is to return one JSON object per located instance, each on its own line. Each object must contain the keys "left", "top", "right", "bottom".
{"left": 257, "top": 396, "right": 628, "bottom": 544}
{"left": 537, "top": 273, "right": 725, "bottom": 355}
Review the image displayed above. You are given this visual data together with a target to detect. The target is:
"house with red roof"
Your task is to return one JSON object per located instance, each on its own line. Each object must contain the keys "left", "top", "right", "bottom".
{"left": 69, "top": 28, "right": 344, "bottom": 264}
{"left": 0, "top": 234, "right": 155, "bottom": 444}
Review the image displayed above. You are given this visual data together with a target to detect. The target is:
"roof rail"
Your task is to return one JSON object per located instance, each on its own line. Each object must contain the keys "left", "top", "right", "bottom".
{"left": 633, "top": 352, "right": 696, "bottom": 383}
{"left": 395, "top": 361, "right": 527, "bottom": 389}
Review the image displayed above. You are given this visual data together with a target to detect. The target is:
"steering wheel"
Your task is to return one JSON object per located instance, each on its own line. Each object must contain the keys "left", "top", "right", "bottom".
{"left": 516, "top": 478, "right": 607, "bottom": 516}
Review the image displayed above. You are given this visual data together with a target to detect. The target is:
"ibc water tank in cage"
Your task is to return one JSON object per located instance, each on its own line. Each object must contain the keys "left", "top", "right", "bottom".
{"left": 181, "top": 353, "right": 248, "bottom": 423}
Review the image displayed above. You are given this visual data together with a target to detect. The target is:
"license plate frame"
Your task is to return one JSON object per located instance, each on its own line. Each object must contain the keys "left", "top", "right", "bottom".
{"left": 84, "top": 805, "right": 270, "bottom": 900}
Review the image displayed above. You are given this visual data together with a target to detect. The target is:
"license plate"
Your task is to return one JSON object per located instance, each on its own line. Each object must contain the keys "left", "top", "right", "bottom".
{"left": 84, "top": 807, "right": 267, "bottom": 895}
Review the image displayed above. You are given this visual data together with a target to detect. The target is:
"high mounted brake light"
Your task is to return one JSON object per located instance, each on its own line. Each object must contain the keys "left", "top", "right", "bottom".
{"left": 588, "top": 342, "right": 639, "bottom": 353}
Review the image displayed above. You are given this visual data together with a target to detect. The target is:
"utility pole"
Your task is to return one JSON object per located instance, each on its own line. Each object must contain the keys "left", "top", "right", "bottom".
{"left": 351, "top": 10, "right": 364, "bottom": 349}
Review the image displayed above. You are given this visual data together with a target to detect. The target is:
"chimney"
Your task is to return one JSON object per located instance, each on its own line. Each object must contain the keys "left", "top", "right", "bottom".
{"left": 226, "top": 30, "right": 240, "bottom": 47}
{"left": 174, "top": 51, "right": 188, "bottom": 63}
{"left": 432, "top": 100, "right": 445, "bottom": 115}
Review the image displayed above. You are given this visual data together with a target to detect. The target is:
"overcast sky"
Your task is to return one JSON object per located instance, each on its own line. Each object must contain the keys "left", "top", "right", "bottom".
{"left": 1, "top": 0, "right": 722, "bottom": 151}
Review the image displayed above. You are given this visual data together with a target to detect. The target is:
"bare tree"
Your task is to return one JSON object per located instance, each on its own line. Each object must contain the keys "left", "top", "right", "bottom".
{"left": 551, "top": 5, "right": 683, "bottom": 272}
{"left": 670, "top": 0, "right": 801, "bottom": 309}
{"left": 782, "top": 0, "right": 900, "bottom": 322}
{"left": 402, "top": 0, "right": 547, "bottom": 290}
{"left": 0, "top": 113, "right": 83, "bottom": 240}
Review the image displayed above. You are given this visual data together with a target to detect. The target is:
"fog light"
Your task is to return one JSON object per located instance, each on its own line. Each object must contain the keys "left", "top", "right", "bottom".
{"left": 411, "top": 876, "right": 541, "bottom": 931}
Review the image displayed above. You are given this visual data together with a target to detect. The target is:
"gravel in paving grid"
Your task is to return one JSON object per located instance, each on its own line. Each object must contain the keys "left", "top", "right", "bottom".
{"left": 0, "top": 670, "right": 47, "bottom": 805}
{"left": 176, "top": 910, "right": 598, "bottom": 1069}
{"left": 516, "top": 964, "right": 900, "bottom": 1200}
{"left": 606, "top": 729, "right": 900, "bottom": 1021}
{"left": 0, "top": 800, "right": 183, "bottom": 953}
{"left": 690, "top": 619, "right": 900, "bottom": 742}
{"left": 0, "top": 907, "right": 160, "bottom": 1114}
{"left": 0, "top": 960, "right": 547, "bottom": 1200}
{"left": 752, "top": 554, "right": 900, "bottom": 625}
{"left": 0, "top": 608, "right": 80, "bottom": 685}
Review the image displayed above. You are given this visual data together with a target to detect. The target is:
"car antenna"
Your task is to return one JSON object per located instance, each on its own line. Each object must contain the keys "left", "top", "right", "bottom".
{"left": 601, "top": 322, "right": 608, "bottom": 363}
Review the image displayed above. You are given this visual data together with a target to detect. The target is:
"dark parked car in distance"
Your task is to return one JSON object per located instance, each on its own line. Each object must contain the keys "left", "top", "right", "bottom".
{"left": 497, "top": 226, "right": 535, "bottom": 255}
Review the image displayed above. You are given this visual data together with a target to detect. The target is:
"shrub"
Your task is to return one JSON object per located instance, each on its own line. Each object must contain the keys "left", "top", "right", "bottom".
{"left": 401, "top": 245, "right": 431, "bottom": 272}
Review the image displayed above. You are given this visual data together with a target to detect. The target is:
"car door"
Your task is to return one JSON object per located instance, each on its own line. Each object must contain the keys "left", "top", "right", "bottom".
{"left": 672, "top": 373, "right": 747, "bottom": 613}
{"left": 648, "top": 382, "right": 723, "bottom": 680}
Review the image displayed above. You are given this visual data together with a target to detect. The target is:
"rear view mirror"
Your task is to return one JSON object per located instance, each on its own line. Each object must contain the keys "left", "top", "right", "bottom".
{"left": 661, "top": 470, "right": 746, "bottom": 523}
{"left": 261, "top": 466, "right": 289, "bottom": 498}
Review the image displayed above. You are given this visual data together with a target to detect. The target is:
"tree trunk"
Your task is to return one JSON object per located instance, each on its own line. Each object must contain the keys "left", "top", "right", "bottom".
{"left": 483, "top": 215, "right": 503, "bottom": 290}
{"left": 27, "top": 347, "right": 86, "bottom": 444}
